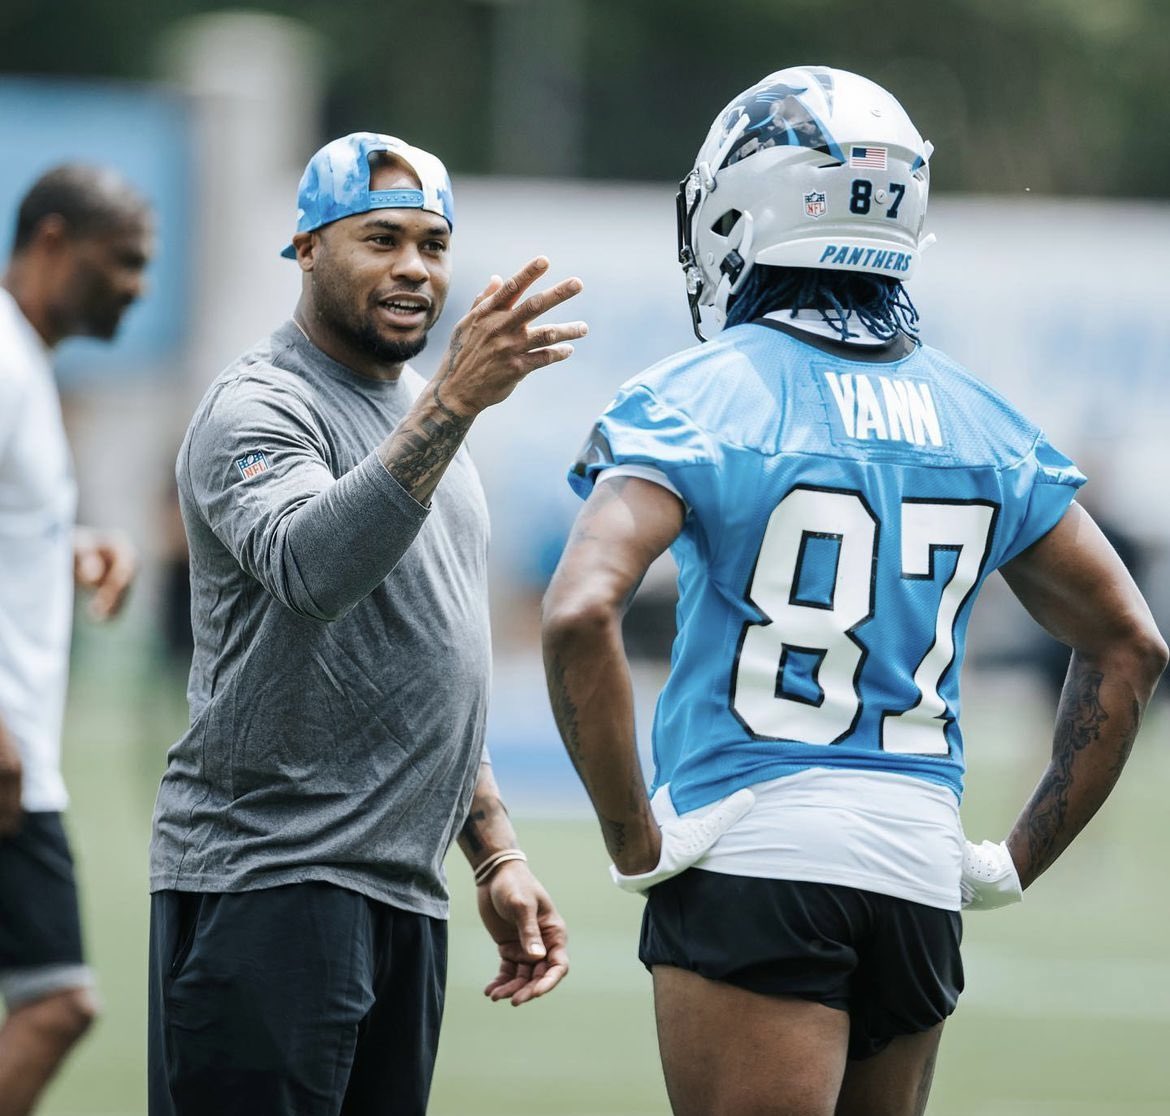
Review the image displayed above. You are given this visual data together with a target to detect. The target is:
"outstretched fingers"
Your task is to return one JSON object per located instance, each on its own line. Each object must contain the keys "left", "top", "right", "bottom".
{"left": 520, "top": 319, "right": 588, "bottom": 370}
{"left": 478, "top": 256, "right": 554, "bottom": 313}
{"left": 444, "top": 259, "right": 586, "bottom": 410}
{"left": 513, "top": 275, "right": 585, "bottom": 325}
{"left": 470, "top": 274, "right": 504, "bottom": 309}
{"left": 474, "top": 259, "right": 583, "bottom": 326}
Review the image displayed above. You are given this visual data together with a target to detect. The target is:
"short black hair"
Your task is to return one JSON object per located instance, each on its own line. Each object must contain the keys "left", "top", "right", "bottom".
{"left": 725, "top": 264, "right": 920, "bottom": 341}
{"left": 11, "top": 164, "right": 148, "bottom": 253}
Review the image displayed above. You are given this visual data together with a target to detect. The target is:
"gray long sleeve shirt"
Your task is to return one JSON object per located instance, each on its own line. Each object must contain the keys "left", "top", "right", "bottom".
{"left": 149, "top": 322, "right": 491, "bottom": 918}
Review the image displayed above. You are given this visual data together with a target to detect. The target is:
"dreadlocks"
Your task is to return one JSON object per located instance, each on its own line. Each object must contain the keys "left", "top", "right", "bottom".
{"left": 725, "top": 264, "right": 920, "bottom": 341}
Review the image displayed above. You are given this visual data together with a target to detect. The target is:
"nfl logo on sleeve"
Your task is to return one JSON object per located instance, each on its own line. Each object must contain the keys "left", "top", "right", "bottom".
{"left": 236, "top": 450, "right": 269, "bottom": 480}
{"left": 803, "top": 191, "right": 827, "bottom": 219}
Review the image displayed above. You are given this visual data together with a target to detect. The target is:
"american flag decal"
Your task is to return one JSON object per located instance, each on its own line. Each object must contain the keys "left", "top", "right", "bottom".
{"left": 235, "top": 450, "right": 269, "bottom": 480}
{"left": 849, "top": 145, "right": 888, "bottom": 170}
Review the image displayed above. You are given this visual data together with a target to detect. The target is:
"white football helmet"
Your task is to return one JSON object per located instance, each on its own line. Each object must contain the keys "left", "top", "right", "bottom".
{"left": 677, "top": 66, "right": 935, "bottom": 338}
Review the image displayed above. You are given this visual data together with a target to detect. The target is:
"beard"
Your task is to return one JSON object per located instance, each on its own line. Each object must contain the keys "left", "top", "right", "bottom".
{"left": 79, "top": 301, "right": 128, "bottom": 340}
{"left": 347, "top": 315, "right": 430, "bottom": 364}
{"left": 62, "top": 269, "right": 132, "bottom": 340}
{"left": 312, "top": 257, "right": 436, "bottom": 365}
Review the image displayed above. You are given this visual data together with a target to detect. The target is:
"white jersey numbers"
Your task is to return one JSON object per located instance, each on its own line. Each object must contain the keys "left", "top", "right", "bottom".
{"left": 731, "top": 486, "right": 997, "bottom": 754}
{"left": 734, "top": 489, "right": 876, "bottom": 745}
{"left": 882, "top": 499, "right": 997, "bottom": 754}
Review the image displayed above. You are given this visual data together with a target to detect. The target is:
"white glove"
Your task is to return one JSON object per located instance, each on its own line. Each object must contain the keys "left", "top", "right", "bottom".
{"left": 610, "top": 788, "right": 756, "bottom": 895}
{"left": 960, "top": 839, "right": 1023, "bottom": 911}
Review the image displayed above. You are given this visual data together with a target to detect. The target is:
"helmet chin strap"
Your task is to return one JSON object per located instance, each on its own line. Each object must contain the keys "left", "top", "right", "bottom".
{"left": 712, "top": 214, "right": 755, "bottom": 328}
{"left": 709, "top": 275, "right": 733, "bottom": 332}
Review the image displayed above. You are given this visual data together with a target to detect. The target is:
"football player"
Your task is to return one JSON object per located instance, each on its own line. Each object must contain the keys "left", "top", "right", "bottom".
{"left": 542, "top": 66, "right": 1167, "bottom": 1116}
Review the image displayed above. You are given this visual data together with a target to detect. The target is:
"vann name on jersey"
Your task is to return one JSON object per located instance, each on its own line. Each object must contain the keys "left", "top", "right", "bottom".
{"left": 823, "top": 370, "right": 943, "bottom": 447}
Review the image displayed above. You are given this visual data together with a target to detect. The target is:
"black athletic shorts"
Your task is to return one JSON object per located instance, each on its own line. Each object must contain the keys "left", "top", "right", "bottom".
{"left": 0, "top": 811, "right": 91, "bottom": 1008}
{"left": 148, "top": 882, "right": 447, "bottom": 1116}
{"left": 640, "top": 868, "right": 963, "bottom": 1060}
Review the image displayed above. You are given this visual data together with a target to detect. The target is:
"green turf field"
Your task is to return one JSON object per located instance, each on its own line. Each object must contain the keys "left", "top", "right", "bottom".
{"left": 32, "top": 642, "right": 1170, "bottom": 1116}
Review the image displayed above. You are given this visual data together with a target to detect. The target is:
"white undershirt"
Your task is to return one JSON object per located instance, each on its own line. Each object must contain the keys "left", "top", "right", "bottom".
{"left": 651, "top": 774, "right": 962, "bottom": 910}
{"left": 596, "top": 310, "right": 963, "bottom": 910}
{"left": 0, "top": 288, "right": 76, "bottom": 811}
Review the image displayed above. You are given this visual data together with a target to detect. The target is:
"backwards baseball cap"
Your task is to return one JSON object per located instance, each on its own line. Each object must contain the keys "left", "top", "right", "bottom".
{"left": 280, "top": 131, "right": 455, "bottom": 259}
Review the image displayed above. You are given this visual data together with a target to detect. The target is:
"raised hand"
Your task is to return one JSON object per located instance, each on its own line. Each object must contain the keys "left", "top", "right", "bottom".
{"left": 379, "top": 257, "right": 586, "bottom": 506}
{"left": 432, "top": 256, "right": 587, "bottom": 417}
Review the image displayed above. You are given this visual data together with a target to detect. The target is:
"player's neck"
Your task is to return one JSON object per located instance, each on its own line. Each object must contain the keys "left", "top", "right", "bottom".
{"left": 1, "top": 262, "right": 61, "bottom": 349}
{"left": 291, "top": 299, "right": 406, "bottom": 383}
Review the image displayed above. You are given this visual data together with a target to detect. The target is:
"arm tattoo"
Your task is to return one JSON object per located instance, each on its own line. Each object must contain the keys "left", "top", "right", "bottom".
{"left": 549, "top": 651, "right": 649, "bottom": 856}
{"left": 460, "top": 807, "right": 488, "bottom": 855}
{"left": 600, "top": 779, "right": 651, "bottom": 857}
{"left": 1025, "top": 665, "right": 1127, "bottom": 874}
{"left": 600, "top": 816, "right": 627, "bottom": 855}
{"left": 430, "top": 329, "right": 467, "bottom": 423}
{"left": 546, "top": 651, "right": 585, "bottom": 773}
{"left": 459, "top": 797, "right": 509, "bottom": 855}
{"left": 1110, "top": 698, "right": 1142, "bottom": 781}
{"left": 381, "top": 329, "right": 473, "bottom": 499}
{"left": 385, "top": 401, "right": 472, "bottom": 494}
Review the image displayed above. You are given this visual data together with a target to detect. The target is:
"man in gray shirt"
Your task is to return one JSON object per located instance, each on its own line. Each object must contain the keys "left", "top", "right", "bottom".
{"left": 148, "top": 132, "right": 584, "bottom": 1116}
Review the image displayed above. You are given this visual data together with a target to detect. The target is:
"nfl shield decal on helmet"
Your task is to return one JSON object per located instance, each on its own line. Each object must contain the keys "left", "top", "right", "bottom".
{"left": 804, "top": 191, "right": 827, "bottom": 219}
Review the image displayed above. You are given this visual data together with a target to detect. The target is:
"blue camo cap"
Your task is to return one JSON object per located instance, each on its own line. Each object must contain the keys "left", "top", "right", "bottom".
{"left": 280, "top": 132, "right": 455, "bottom": 259}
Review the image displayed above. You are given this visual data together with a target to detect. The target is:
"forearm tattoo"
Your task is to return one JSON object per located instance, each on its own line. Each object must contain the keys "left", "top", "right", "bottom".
{"left": 460, "top": 808, "right": 489, "bottom": 856}
{"left": 385, "top": 401, "right": 471, "bottom": 495}
{"left": 546, "top": 651, "right": 585, "bottom": 773}
{"left": 600, "top": 816, "right": 628, "bottom": 856}
{"left": 460, "top": 796, "right": 510, "bottom": 856}
{"left": 382, "top": 330, "right": 472, "bottom": 498}
{"left": 1024, "top": 664, "right": 1135, "bottom": 876}
{"left": 430, "top": 331, "right": 469, "bottom": 425}
{"left": 547, "top": 652, "right": 646, "bottom": 858}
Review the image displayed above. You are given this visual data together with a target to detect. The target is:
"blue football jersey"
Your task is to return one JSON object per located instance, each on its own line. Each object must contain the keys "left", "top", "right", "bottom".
{"left": 569, "top": 321, "right": 1085, "bottom": 814}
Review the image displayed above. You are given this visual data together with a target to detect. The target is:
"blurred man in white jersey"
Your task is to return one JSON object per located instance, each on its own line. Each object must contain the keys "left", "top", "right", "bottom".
{"left": 543, "top": 67, "right": 1166, "bottom": 1116}
{"left": 0, "top": 164, "right": 152, "bottom": 1116}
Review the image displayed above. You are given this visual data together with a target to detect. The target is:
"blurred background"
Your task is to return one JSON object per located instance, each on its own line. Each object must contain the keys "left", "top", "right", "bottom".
{"left": 3, "top": 2, "right": 1169, "bottom": 1113}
